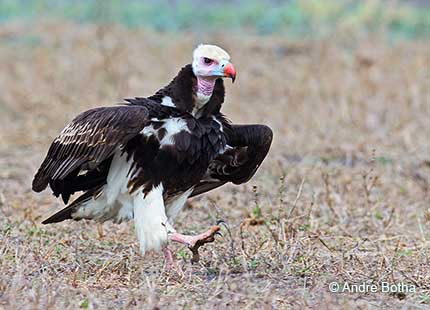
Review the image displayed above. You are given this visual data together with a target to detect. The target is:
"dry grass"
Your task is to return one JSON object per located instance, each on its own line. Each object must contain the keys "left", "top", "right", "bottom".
{"left": 1, "top": 21, "right": 430, "bottom": 309}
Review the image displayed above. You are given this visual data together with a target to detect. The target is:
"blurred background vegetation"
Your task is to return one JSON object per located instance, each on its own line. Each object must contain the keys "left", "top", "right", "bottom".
{"left": 0, "top": 0, "right": 429, "bottom": 40}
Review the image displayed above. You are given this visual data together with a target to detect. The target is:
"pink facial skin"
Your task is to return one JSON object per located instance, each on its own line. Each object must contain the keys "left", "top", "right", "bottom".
{"left": 194, "top": 57, "right": 236, "bottom": 96}
{"left": 195, "top": 57, "right": 219, "bottom": 96}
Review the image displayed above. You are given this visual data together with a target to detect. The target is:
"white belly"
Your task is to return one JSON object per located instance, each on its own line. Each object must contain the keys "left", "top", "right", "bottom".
{"left": 72, "top": 151, "right": 134, "bottom": 222}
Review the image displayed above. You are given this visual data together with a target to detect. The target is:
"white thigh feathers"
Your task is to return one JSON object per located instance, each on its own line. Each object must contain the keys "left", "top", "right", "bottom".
{"left": 133, "top": 184, "right": 174, "bottom": 254}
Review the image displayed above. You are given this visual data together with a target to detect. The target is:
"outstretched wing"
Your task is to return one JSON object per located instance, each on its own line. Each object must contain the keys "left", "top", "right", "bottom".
{"left": 190, "top": 124, "right": 273, "bottom": 197}
{"left": 32, "top": 105, "right": 149, "bottom": 198}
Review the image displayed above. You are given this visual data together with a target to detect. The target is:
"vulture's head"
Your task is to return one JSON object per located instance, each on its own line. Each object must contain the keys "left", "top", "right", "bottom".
{"left": 192, "top": 44, "right": 236, "bottom": 83}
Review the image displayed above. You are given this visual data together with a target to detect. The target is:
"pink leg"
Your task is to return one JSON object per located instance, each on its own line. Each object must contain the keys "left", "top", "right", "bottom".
{"left": 170, "top": 225, "right": 221, "bottom": 263}
{"left": 170, "top": 225, "right": 220, "bottom": 247}
{"left": 163, "top": 246, "right": 176, "bottom": 269}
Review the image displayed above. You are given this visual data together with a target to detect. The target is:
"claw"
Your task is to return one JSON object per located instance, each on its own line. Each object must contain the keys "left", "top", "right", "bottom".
{"left": 190, "top": 247, "right": 200, "bottom": 264}
{"left": 215, "top": 231, "right": 223, "bottom": 238}
{"left": 216, "top": 219, "right": 226, "bottom": 226}
{"left": 217, "top": 219, "right": 230, "bottom": 231}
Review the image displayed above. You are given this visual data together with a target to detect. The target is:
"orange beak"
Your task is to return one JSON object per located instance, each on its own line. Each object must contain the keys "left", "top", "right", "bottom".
{"left": 223, "top": 63, "right": 236, "bottom": 83}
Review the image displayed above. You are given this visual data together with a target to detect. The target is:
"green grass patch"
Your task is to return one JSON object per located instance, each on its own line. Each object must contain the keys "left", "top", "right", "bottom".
{"left": 0, "top": 0, "right": 429, "bottom": 40}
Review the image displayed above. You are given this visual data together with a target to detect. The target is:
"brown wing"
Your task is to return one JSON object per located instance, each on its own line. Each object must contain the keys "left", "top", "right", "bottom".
{"left": 190, "top": 124, "right": 273, "bottom": 197}
{"left": 32, "top": 105, "right": 149, "bottom": 193}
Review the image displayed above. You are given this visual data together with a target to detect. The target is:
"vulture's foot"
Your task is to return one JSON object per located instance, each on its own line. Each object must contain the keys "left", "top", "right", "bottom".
{"left": 163, "top": 246, "right": 177, "bottom": 270}
{"left": 170, "top": 225, "right": 221, "bottom": 263}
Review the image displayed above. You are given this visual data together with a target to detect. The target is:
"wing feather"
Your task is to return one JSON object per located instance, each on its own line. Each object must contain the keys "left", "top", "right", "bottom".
{"left": 32, "top": 105, "right": 149, "bottom": 192}
{"left": 191, "top": 124, "right": 273, "bottom": 198}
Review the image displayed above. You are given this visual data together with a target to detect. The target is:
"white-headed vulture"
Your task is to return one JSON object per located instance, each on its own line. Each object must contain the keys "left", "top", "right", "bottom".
{"left": 32, "top": 44, "right": 273, "bottom": 266}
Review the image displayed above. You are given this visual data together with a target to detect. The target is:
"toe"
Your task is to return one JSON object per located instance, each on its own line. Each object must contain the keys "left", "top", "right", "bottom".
{"left": 214, "top": 231, "right": 223, "bottom": 237}
{"left": 210, "top": 225, "right": 221, "bottom": 234}
{"left": 216, "top": 219, "right": 226, "bottom": 226}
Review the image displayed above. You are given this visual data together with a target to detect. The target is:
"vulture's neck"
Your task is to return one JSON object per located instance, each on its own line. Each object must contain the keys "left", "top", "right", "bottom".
{"left": 194, "top": 76, "right": 216, "bottom": 115}
{"left": 150, "top": 64, "right": 225, "bottom": 117}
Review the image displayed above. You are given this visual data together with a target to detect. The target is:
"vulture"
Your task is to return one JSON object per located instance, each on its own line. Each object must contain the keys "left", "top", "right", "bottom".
{"left": 32, "top": 44, "right": 273, "bottom": 266}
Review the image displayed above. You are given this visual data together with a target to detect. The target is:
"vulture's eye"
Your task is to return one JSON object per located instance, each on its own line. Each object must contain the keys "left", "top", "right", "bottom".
{"left": 203, "top": 57, "right": 213, "bottom": 65}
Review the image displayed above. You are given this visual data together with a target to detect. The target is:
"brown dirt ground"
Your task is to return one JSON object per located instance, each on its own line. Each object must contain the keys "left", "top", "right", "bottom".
{"left": 1, "top": 22, "right": 430, "bottom": 309}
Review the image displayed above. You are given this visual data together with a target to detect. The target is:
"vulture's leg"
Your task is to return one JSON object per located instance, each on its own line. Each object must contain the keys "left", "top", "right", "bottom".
{"left": 163, "top": 246, "right": 176, "bottom": 269}
{"left": 170, "top": 225, "right": 221, "bottom": 263}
